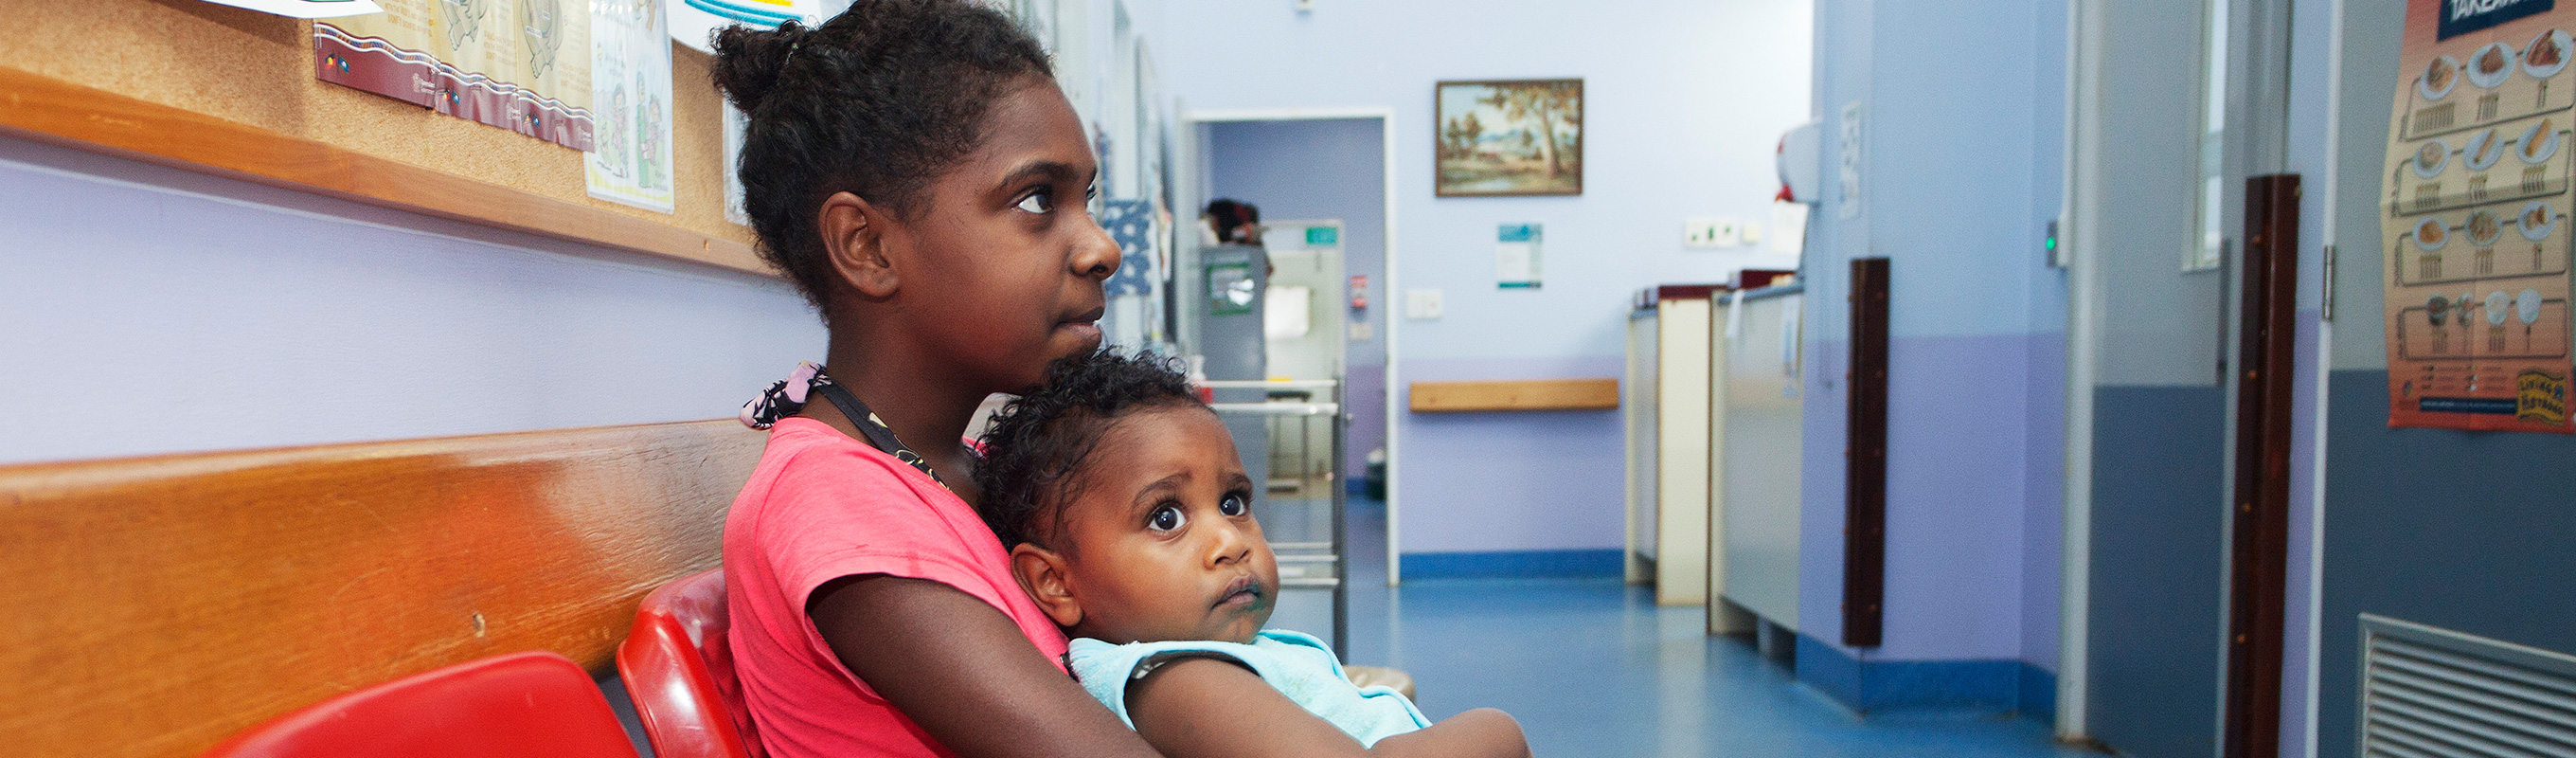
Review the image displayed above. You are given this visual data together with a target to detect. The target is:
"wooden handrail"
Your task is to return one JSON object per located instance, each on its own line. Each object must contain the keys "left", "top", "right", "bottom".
{"left": 1408, "top": 378, "right": 1621, "bottom": 412}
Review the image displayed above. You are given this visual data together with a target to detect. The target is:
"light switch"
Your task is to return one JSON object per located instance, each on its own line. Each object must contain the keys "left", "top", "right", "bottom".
{"left": 1404, "top": 289, "right": 1444, "bottom": 319}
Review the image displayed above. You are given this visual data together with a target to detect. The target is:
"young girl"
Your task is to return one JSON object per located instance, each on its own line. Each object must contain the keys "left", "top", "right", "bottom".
{"left": 711, "top": 2, "right": 1172, "bottom": 756}
{"left": 974, "top": 350, "right": 1530, "bottom": 758}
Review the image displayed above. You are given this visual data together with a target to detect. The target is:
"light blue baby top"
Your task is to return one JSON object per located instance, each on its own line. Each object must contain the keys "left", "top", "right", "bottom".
{"left": 1066, "top": 629, "right": 1433, "bottom": 747}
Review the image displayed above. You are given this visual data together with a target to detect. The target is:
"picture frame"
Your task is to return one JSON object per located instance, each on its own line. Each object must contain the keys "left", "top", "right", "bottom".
{"left": 1435, "top": 79, "right": 1584, "bottom": 197}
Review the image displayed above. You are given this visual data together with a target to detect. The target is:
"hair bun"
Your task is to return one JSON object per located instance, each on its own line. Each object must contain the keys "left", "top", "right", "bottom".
{"left": 710, "top": 20, "right": 811, "bottom": 114}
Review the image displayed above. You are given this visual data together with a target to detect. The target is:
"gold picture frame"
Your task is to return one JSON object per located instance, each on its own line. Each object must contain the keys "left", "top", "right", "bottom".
{"left": 1435, "top": 79, "right": 1584, "bottom": 196}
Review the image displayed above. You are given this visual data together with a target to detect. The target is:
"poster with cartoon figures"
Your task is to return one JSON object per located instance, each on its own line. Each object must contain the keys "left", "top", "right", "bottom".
{"left": 2384, "top": 0, "right": 2575, "bottom": 432}
{"left": 587, "top": 0, "right": 677, "bottom": 212}
{"left": 315, "top": 0, "right": 595, "bottom": 151}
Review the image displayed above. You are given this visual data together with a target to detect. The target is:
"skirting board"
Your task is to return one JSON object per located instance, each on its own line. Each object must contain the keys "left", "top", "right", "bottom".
{"left": 1398, "top": 549, "right": 1624, "bottom": 579}
{"left": 1794, "top": 634, "right": 2057, "bottom": 718}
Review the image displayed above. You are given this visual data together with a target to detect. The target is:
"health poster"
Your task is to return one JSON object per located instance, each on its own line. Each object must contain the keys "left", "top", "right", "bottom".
{"left": 314, "top": 0, "right": 594, "bottom": 151}
{"left": 2383, "top": 0, "right": 2575, "bottom": 432}
{"left": 586, "top": 0, "right": 677, "bottom": 212}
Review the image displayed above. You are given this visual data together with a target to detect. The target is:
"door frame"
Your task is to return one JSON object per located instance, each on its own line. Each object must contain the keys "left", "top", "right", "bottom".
{"left": 1180, "top": 107, "right": 1404, "bottom": 584}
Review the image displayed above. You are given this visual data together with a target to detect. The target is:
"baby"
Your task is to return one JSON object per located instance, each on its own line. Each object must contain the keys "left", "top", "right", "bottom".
{"left": 975, "top": 349, "right": 1530, "bottom": 758}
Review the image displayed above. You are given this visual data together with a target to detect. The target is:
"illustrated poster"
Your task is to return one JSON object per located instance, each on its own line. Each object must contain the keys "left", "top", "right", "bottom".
{"left": 2383, "top": 0, "right": 2575, "bottom": 432}
{"left": 314, "top": 0, "right": 595, "bottom": 151}
{"left": 587, "top": 0, "right": 677, "bottom": 212}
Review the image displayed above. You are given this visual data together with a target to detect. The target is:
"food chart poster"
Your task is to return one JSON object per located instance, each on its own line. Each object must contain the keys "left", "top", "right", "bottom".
{"left": 2383, "top": 0, "right": 2575, "bottom": 432}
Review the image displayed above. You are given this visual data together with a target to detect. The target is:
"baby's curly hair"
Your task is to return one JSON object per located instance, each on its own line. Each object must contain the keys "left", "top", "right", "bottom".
{"left": 974, "top": 348, "right": 1203, "bottom": 551}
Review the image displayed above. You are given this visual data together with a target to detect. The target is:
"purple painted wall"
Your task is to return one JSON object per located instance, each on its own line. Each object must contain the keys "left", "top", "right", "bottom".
{"left": 2279, "top": 314, "right": 2321, "bottom": 756}
{"left": 2020, "top": 334, "right": 2066, "bottom": 673}
{"left": 1798, "top": 332, "right": 2068, "bottom": 663}
{"left": 1798, "top": 0, "right": 2067, "bottom": 685}
{"left": 1397, "top": 356, "right": 1628, "bottom": 554}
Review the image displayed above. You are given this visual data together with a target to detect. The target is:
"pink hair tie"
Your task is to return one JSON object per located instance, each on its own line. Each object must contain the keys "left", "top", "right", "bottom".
{"left": 741, "top": 361, "right": 827, "bottom": 428}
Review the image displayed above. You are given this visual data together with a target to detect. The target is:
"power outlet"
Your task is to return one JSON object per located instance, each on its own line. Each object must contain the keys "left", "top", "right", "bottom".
{"left": 1685, "top": 217, "right": 1743, "bottom": 248}
{"left": 1404, "top": 288, "right": 1444, "bottom": 319}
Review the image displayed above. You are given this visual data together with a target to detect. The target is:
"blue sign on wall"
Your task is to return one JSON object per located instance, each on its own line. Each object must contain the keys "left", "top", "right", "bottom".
{"left": 2439, "top": 0, "right": 2555, "bottom": 41}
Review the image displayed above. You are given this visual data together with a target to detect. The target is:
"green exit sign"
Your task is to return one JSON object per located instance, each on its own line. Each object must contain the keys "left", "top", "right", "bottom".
{"left": 1306, "top": 226, "right": 1339, "bottom": 245}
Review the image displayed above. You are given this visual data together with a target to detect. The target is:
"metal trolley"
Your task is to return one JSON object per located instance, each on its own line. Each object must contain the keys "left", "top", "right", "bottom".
{"left": 1201, "top": 378, "right": 1348, "bottom": 655}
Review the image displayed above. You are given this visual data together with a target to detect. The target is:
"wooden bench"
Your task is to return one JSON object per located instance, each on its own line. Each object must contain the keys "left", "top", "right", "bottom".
{"left": 0, "top": 420, "right": 766, "bottom": 758}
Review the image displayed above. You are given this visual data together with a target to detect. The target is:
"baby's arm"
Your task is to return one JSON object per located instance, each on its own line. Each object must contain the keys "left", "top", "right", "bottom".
{"left": 1128, "top": 658, "right": 1530, "bottom": 758}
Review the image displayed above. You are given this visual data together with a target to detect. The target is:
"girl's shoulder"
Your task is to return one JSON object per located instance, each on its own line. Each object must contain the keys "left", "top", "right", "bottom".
{"left": 734, "top": 418, "right": 985, "bottom": 553}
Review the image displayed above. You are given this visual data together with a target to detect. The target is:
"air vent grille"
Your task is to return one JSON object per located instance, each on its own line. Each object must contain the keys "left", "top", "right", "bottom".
{"left": 2360, "top": 614, "right": 2576, "bottom": 758}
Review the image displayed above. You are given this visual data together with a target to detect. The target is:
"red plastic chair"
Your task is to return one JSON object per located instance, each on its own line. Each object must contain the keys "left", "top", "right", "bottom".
{"left": 618, "top": 568, "right": 764, "bottom": 758}
{"left": 202, "top": 651, "right": 639, "bottom": 758}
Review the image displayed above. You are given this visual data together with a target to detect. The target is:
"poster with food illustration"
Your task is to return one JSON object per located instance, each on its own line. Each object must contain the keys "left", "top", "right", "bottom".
{"left": 2383, "top": 0, "right": 2575, "bottom": 432}
{"left": 314, "top": 0, "right": 596, "bottom": 151}
{"left": 586, "top": 0, "right": 678, "bottom": 212}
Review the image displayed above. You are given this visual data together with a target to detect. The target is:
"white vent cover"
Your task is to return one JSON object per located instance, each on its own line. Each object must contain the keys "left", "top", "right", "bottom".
{"left": 2360, "top": 614, "right": 2576, "bottom": 757}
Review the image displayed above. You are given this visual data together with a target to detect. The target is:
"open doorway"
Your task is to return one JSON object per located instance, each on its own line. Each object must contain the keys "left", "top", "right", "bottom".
{"left": 1188, "top": 112, "right": 1401, "bottom": 583}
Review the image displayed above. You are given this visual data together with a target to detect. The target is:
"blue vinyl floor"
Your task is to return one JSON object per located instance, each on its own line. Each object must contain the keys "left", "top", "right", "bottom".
{"left": 1297, "top": 496, "right": 2098, "bottom": 758}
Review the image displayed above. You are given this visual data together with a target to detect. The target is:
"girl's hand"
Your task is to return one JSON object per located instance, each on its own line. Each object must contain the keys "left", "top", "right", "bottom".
{"left": 811, "top": 575, "right": 1167, "bottom": 758}
{"left": 1127, "top": 658, "right": 1530, "bottom": 758}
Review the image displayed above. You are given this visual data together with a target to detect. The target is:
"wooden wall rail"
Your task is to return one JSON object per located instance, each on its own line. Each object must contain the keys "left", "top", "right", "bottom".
{"left": 0, "top": 63, "right": 765, "bottom": 275}
{"left": 1409, "top": 378, "right": 1621, "bottom": 412}
{"left": 0, "top": 420, "right": 765, "bottom": 758}
{"left": 0, "top": 0, "right": 765, "bottom": 275}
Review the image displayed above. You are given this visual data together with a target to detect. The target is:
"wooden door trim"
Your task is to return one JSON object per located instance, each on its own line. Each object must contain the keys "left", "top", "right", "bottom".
{"left": 2222, "top": 173, "right": 2299, "bottom": 758}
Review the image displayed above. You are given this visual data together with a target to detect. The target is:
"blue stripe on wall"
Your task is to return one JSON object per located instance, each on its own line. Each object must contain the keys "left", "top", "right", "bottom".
{"left": 1794, "top": 634, "right": 2054, "bottom": 716}
{"left": 1397, "top": 550, "right": 1623, "bottom": 579}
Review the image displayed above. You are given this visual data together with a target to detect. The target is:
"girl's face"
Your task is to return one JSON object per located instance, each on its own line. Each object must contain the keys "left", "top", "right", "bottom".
{"left": 1016, "top": 405, "right": 1279, "bottom": 645}
{"left": 878, "top": 76, "right": 1120, "bottom": 392}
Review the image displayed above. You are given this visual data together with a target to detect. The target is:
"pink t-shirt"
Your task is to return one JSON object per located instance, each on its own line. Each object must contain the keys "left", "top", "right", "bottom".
{"left": 725, "top": 417, "right": 1071, "bottom": 758}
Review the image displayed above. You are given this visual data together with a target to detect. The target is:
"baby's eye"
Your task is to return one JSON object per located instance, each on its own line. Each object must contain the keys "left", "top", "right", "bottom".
{"left": 1148, "top": 504, "right": 1187, "bottom": 532}
{"left": 1219, "top": 493, "right": 1248, "bottom": 517}
{"left": 1015, "top": 188, "right": 1054, "bottom": 214}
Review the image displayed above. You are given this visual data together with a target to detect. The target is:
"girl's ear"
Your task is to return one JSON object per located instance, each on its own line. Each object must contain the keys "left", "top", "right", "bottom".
{"left": 1010, "top": 543, "right": 1084, "bottom": 628}
{"left": 819, "top": 191, "right": 901, "bottom": 298}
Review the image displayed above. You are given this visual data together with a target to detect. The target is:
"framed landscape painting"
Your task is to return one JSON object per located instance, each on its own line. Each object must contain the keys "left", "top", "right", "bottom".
{"left": 1436, "top": 79, "right": 1583, "bottom": 196}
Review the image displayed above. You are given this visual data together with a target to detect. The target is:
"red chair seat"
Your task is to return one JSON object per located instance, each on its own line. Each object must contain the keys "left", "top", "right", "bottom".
{"left": 618, "top": 568, "right": 762, "bottom": 758}
{"left": 202, "top": 651, "right": 639, "bottom": 758}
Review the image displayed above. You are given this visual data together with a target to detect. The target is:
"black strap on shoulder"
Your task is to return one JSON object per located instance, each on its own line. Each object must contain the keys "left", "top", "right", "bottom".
{"left": 814, "top": 381, "right": 943, "bottom": 483}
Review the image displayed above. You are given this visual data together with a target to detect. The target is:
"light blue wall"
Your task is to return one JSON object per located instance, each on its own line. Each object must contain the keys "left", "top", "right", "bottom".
{"left": 1160, "top": 0, "right": 1815, "bottom": 555}
{"left": 1798, "top": 0, "right": 2069, "bottom": 690}
{"left": 0, "top": 136, "right": 822, "bottom": 465}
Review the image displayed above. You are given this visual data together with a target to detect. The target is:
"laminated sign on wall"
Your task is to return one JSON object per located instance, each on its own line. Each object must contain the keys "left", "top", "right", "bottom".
{"left": 587, "top": 0, "right": 677, "bottom": 212}
{"left": 1497, "top": 223, "right": 1542, "bottom": 289}
{"left": 2382, "top": 0, "right": 2576, "bottom": 432}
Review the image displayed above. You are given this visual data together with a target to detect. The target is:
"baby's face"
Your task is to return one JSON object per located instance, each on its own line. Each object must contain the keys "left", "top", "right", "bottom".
{"left": 1041, "top": 405, "right": 1279, "bottom": 644}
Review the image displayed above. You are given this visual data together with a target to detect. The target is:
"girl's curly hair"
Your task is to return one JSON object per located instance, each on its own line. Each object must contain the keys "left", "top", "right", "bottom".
{"left": 709, "top": 0, "right": 1052, "bottom": 312}
{"left": 974, "top": 348, "right": 1203, "bottom": 551}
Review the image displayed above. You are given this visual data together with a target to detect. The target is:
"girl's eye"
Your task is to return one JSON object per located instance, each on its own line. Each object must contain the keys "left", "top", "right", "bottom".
{"left": 1219, "top": 494, "right": 1248, "bottom": 517}
{"left": 1015, "top": 188, "right": 1054, "bottom": 214}
{"left": 1148, "top": 504, "right": 1187, "bottom": 532}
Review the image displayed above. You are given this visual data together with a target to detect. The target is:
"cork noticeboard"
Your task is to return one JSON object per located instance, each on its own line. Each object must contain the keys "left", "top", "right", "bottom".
{"left": 0, "top": 0, "right": 764, "bottom": 275}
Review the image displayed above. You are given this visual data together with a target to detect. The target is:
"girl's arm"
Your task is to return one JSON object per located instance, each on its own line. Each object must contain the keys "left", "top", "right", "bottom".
{"left": 810, "top": 575, "right": 1167, "bottom": 758}
{"left": 1125, "top": 658, "right": 1530, "bottom": 758}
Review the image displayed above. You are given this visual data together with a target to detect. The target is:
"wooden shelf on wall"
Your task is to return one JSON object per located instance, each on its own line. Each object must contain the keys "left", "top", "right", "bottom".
{"left": 0, "top": 64, "right": 765, "bottom": 275}
{"left": 0, "top": 0, "right": 768, "bottom": 277}
{"left": 1408, "top": 378, "right": 1621, "bottom": 412}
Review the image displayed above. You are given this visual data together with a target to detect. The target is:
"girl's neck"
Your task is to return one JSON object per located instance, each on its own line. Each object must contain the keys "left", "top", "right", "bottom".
{"left": 813, "top": 344, "right": 989, "bottom": 505}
